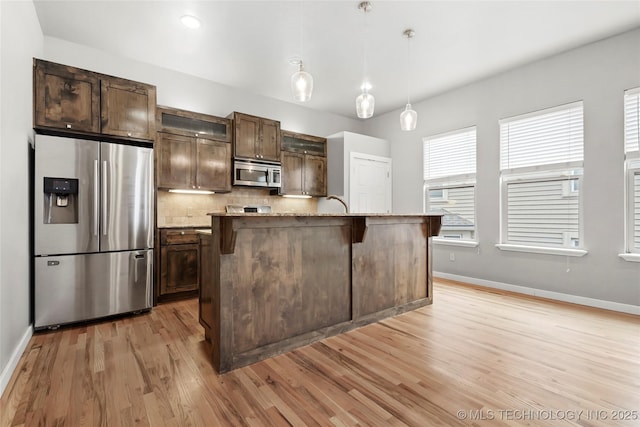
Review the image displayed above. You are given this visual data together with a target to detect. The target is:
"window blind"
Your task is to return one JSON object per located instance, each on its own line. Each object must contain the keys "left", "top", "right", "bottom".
{"left": 423, "top": 127, "right": 476, "bottom": 180}
{"left": 625, "top": 88, "right": 640, "bottom": 154}
{"left": 500, "top": 102, "right": 583, "bottom": 170}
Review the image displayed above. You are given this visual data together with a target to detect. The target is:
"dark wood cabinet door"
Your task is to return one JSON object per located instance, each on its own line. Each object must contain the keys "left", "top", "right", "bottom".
{"left": 259, "top": 118, "right": 281, "bottom": 161}
{"left": 281, "top": 151, "right": 304, "bottom": 195}
{"left": 157, "top": 133, "right": 195, "bottom": 189}
{"left": 281, "top": 130, "right": 326, "bottom": 156}
{"left": 160, "top": 243, "right": 200, "bottom": 294}
{"left": 304, "top": 155, "right": 327, "bottom": 196}
{"left": 33, "top": 59, "right": 100, "bottom": 133}
{"left": 233, "top": 113, "right": 260, "bottom": 159}
{"left": 157, "top": 106, "right": 232, "bottom": 142}
{"left": 195, "top": 139, "right": 232, "bottom": 192}
{"left": 101, "top": 76, "right": 156, "bottom": 141}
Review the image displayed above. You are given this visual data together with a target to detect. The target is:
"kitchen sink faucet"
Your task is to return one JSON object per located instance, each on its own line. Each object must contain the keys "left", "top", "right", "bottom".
{"left": 326, "top": 195, "right": 349, "bottom": 213}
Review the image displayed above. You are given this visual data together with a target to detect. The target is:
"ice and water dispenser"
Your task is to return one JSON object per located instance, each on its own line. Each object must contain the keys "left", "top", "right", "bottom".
{"left": 43, "top": 177, "right": 79, "bottom": 224}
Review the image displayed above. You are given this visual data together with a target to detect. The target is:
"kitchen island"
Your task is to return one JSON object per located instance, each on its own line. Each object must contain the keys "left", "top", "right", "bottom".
{"left": 198, "top": 213, "right": 442, "bottom": 373}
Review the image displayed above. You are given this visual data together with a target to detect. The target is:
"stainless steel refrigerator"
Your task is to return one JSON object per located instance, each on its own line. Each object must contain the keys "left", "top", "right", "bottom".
{"left": 33, "top": 134, "right": 154, "bottom": 329}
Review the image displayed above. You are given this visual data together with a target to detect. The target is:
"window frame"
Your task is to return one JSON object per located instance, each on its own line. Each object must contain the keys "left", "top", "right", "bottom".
{"left": 423, "top": 126, "right": 478, "bottom": 247}
{"left": 499, "top": 166, "right": 585, "bottom": 255}
{"left": 621, "top": 87, "right": 640, "bottom": 261}
{"left": 624, "top": 157, "right": 640, "bottom": 255}
{"left": 497, "top": 102, "right": 587, "bottom": 257}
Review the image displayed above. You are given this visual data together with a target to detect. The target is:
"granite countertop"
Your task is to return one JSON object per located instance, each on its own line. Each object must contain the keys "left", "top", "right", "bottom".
{"left": 206, "top": 212, "right": 441, "bottom": 217}
{"left": 158, "top": 225, "right": 211, "bottom": 229}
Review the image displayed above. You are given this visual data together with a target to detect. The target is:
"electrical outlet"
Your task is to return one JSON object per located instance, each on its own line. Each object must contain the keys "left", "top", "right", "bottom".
{"left": 449, "top": 252, "right": 455, "bottom": 262}
{"left": 187, "top": 207, "right": 193, "bottom": 217}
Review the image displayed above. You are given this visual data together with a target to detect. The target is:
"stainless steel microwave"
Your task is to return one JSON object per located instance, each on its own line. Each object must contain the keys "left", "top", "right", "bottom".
{"left": 233, "top": 160, "right": 281, "bottom": 188}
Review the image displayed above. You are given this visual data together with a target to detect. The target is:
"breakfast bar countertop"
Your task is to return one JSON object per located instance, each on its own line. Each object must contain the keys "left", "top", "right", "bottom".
{"left": 206, "top": 212, "right": 440, "bottom": 217}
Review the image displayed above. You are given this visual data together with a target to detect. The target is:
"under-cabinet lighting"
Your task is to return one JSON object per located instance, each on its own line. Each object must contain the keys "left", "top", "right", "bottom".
{"left": 282, "top": 194, "right": 312, "bottom": 199}
{"left": 180, "top": 15, "right": 201, "bottom": 29}
{"left": 168, "top": 189, "right": 214, "bottom": 195}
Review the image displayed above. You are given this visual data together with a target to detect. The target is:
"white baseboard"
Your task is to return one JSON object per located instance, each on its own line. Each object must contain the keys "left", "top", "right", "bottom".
{"left": 434, "top": 272, "right": 640, "bottom": 316}
{"left": 0, "top": 326, "right": 32, "bottom": 399}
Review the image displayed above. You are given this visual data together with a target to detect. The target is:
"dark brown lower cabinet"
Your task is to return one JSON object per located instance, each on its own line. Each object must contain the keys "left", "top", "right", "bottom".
{"left": 159, "top": 229, "right": 200, "bottom": 300}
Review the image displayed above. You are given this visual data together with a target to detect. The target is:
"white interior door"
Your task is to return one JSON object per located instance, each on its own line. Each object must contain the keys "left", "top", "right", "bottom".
{"left": 349, "top": 152, "right": 392, "bottom": 213}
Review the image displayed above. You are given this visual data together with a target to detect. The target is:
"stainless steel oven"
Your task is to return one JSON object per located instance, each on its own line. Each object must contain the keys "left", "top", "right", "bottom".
{"left": 233, "top": 160, "right": 281, "bottom": 188}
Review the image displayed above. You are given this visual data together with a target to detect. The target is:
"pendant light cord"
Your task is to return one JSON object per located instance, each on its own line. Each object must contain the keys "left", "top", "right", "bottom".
{"left": 406, "top": 31, "right": 412, "bottom": 105}
{"left": 299, "top": 0, "right": 304, "bottom": 62}
{"left": 362, "top": 4, "right": 368, "bottom": 91}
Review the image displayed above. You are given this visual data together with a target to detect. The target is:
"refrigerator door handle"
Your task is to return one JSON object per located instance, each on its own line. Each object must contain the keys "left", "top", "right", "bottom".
{"left": 133, "top": 252, "right": 145, "bottom": 282}
{"left": 93, "top": 160, "right": 99, "bottom": 236}
{"left": 102, "top": 160, "right": 108, "bottom": 236}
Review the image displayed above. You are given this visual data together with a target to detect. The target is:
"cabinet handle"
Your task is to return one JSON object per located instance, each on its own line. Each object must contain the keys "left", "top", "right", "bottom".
{"left": 195, "top": 133, "right": 199, "bottom": 137}
{"left": 127, "top": 132, "right": 132, "bottom": 137}
{"left": 181, "top": 231, "right": 185, "bottom": 235}
{"left": 66, "top": 124, "right": 71, "bottom": 129}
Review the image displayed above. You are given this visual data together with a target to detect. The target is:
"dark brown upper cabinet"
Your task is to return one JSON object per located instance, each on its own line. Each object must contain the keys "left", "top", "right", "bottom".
{"left": 280, "top": 130, "right": 327, "bottom": 197}
{"left": 33, "top": 58, "right": 156, "bottom": 142}
{"left": 157, "top": 106, "right": 231, "bottom": 142}
{"left": 33, "top": 59, "right": 101, "bottom": 133}
{"left": 101, "top": 76, "right": 156, "bottom": 140}
{"left": 156, "top": 133, "right": 194, "bottom": 189}
{"left": 230, "top": 112, "right": 281, "bottom": 162}
{"left": 156, "top": 106, "right": 232, "bottom": 192}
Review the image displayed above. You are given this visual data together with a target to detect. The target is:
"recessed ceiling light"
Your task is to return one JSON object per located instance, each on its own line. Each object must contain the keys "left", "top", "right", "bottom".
{"left": 180, "top": 15, "right": 201, "bottom": 29}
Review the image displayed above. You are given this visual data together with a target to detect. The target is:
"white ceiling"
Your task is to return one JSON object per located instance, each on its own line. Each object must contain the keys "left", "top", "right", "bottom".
{"left": 33, "top": 1, "right": 640, "bottom": 119}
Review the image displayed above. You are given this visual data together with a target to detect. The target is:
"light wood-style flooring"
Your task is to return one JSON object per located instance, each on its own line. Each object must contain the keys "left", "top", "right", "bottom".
{"left": 1, "top": 280, "right": 639, "bottom": 426}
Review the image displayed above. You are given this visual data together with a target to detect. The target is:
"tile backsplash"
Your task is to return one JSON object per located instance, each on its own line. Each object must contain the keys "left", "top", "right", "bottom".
{"left": 157, "top": 188, "right": 318, "bottom": 227}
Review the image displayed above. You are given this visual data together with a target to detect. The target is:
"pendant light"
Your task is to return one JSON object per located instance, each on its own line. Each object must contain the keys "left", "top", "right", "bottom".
{"left": 291, "top": 60, "right": 313, "bottom": 102}
{"left": 400, "top": 28, "right": 417, "bottom": 131}
{"left": 291, "top": 1, "right": 313, "bottom": 102}
{"left": 356, "top": 1, "right": 374, "bottom": 119}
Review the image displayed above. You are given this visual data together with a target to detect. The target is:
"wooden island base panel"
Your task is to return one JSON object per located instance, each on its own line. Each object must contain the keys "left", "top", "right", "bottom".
{"left": 198, "top": 213, "right": 442, "bottom": 373}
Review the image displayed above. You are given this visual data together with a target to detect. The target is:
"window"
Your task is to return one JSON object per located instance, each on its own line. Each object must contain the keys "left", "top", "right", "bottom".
{"left": 624, "top": 87, "right": 640, "bottom": 255}
{"left": 498, "top": 101, "right": 586, "bottom": 255}
{"left": 423, "top": 127, "right": 476, "bottom": 244}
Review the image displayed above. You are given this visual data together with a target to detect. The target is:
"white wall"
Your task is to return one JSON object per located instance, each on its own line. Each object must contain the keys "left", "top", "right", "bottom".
{"left": 367, "top": 28, "right": 640, "bottom": 310}
{"left": 0, "top": 0, "right": 42, "bottom": 397}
